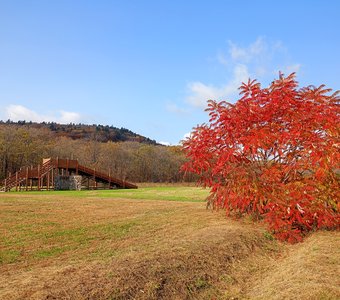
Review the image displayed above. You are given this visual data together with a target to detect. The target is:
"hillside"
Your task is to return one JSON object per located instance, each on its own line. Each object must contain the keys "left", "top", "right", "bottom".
{"left": 0, "top": 120, "right": 189, "bottom": 183}
{"left": 0, "top": 120, "right": 157, "bottom": 144}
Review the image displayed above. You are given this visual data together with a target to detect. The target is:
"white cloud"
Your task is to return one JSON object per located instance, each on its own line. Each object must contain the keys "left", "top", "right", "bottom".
{"left": 5, "top": 104, "right": 82, "bottom": 124}
{"left": 186, "top": 64, "right": 249, "bottom": 108}
{"left": 228, "top": 36, "right": 266, "bottom": 63}
{"left": 217, "top": 52, "right": 229, "bottom": 66}
{"left": 59, "top": 110, "right": 82, "bottom": 123}
{"left": 178, "top": 132, "right": 193, "bottom": 145}
{"left": 166, "top": 103, "right": 189, "bottom": 114}
{"left": 6, "top": 105, "right": 43, "bottom": 122}
{"left": 183, "top": 132, "right": 192, "bottom": 139}
{"left": 159, "top": 141, "right": 171, "bottom": 146}
{"left": 281, "top": 63, "right": 302, "bottom": 74}
{"left": 185, "top": 36, "right": 301, "bottom": 108}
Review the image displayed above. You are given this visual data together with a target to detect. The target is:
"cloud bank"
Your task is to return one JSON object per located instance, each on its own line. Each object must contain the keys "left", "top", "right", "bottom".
{"left": 4, "top": 104, "right": 82, "bottom": 124}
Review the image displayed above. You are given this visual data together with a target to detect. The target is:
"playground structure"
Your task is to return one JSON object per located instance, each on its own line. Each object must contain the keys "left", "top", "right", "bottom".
{"left": 0, "top": 158, "right": 137, "bottom": 192}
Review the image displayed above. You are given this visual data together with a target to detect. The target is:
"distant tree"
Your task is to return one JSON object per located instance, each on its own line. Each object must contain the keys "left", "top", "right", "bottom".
{"left": 0, "top": 126, "right": 52, "bottom": 178}
{"left": 182, "top": 73, "right": 339, "bottom": 243}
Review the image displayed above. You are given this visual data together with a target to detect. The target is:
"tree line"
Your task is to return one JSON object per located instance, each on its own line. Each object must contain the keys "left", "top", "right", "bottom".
{"left": 0, "top": 123, "right": 194, "bottom": 183}
{"left": 0, "top": 120, "right": 158, "bottom": 144}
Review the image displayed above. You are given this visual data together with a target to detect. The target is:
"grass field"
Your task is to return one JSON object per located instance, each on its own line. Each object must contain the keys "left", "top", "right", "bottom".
{"left": 0, "top": 187, "right": 339, "bottom": 299}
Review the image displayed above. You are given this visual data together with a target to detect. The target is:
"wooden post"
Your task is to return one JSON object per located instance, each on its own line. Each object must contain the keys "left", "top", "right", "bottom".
{"left": 19, "top": 170, "right": 22, "bottom": 191}
{"left": 4, "top": 178, "right": 7, "bottom": 192}
{"left": 47, "top": 170, "right": 50, "bottom": 191}
{"left": 30, "top": 166, "right": 33, "bottom": 191}
{"left": 15, "top": 171, "right": 18, "bottom": 191}
{"left": 7, "top": 172, "right": 11, "bottom": 192}
{"left": 108, "top": 168, "right": 111, "bottom": 189}
{"left": 26, "top": 167, "right": 29, "bottom": 191}
{"left": 38, "top": 164, "right": 41, "bottom": 191}
{"left": 18, "top": 168, "right": 22, "bottom": 192}
{"left": 68, "top": 158, "right": 71, "bottom": 176}
{"left": 93, "top": 168, "right": 96, "bottom": 190}
{"left": 51, "top": 168, "right": 54, "bottom": 190}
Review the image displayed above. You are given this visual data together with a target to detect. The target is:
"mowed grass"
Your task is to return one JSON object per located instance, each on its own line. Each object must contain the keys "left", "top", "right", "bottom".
{"left": 0, "top": 187, "right": 339, "bottom": 299}
{"left": 7, "top": 186, "right": 209, "bottom": 202}
{"left": 0, "top": 187, "right": 209, "bottom": 264}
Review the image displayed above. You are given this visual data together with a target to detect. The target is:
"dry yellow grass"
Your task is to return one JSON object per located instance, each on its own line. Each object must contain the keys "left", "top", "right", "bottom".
{"left": 246, "top": 231, "right": 340, "bottom": 300}
{"left": 0, "top": 188, "right": 339, "bottom": 299}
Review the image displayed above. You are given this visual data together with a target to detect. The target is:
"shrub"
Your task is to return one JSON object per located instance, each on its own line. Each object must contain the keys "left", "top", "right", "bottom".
{"left": 182, "top": 73, "right": 339, "bottom": 243}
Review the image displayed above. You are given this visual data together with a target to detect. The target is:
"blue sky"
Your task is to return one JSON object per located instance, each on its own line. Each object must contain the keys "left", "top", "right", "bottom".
{"left": 0, "top": 1, "right": 339, "bottom": 145}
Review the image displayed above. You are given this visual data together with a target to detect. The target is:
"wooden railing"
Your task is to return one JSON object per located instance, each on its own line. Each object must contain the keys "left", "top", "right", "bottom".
{"left": 77, "top": 164, "right": 137, "bottom": 189}
{"left": 0, "top": 171, "right": 26, "bottom": 192}
{"left": 0, "top": 159, "right": 55, "bottom": 192}
{"left": 0, "top": 158, "right": 137, "bottom": 191}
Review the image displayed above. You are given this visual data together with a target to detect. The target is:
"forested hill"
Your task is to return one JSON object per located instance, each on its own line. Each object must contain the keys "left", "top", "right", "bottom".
{"left": 0, "top": 120, "right": 193, "bottom": 183}
{"left": 0, "top": 120, "right": 157, "bottom": 144}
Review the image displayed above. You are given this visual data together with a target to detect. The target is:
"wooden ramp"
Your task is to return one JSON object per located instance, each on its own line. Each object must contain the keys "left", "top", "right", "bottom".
{"left": 0, "top": 158, "right": 137, "bottom": 192}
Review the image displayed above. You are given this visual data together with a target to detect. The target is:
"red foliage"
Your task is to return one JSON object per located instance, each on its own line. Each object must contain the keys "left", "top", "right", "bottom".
{"left": 182, "top": 73, "right": 340, "bottom": 243}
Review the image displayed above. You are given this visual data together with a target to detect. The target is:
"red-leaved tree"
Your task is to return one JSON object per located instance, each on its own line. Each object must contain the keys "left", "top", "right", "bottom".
{"left": 182, "top": 73, "right": 339, "bottom": 243}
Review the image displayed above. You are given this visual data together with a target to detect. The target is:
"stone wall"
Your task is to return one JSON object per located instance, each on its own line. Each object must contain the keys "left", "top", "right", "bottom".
{"left": 54, "top": 175, "right": 82, "bottom": 190}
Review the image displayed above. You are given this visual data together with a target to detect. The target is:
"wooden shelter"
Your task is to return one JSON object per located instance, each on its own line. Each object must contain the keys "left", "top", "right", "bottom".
{"left": 0, "top": 158, "right": 137, "bottom": 192}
